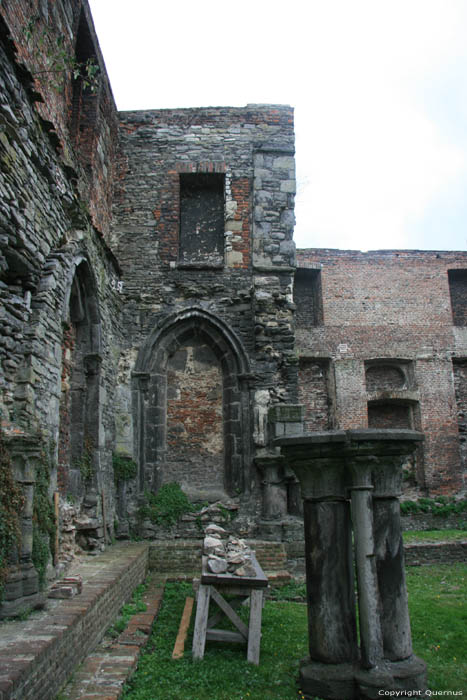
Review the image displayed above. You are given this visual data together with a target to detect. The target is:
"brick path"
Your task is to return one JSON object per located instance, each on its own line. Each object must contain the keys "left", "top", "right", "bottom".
{"left": 61, "top": 580, "right": 164, "bottom": 700}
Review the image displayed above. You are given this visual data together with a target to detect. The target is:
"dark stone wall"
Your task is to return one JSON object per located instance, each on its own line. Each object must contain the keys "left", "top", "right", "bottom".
{"left": 112, "top": 105, "right": 297, "bottom": 517}
{"left": 0, "top": 1, "right": 123, "bottom": 588}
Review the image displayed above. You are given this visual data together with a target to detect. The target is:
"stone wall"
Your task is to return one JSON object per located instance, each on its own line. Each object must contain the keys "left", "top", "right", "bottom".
{"left": 112, "top": 105, "right": 297, "bottom": 523}
{"left": 295, "top": 249, "right": 467, "bottom": 495}
{"left": 0, "top": 0, "right": 123, "bottom": 615}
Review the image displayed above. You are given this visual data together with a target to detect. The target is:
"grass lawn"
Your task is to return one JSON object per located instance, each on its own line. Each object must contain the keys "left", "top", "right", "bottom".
{"left": 403, "top": 529, "right": 467, "bottom": 544}
{"left": 122, "top": 563, "right": 466, "bottom": 700}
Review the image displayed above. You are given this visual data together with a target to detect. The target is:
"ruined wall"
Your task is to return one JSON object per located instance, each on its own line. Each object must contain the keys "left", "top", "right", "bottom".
{"left": 112, "top": 105, "right": 296, "bottom": 521}
{"left": 295, "top": 249, "right": 467, "bottom": 494}
{"left": 0, "top": 1, "right": 123, "bottom": 614}
{"left": 0, "top": 0, "right": 119, "bottom": 240}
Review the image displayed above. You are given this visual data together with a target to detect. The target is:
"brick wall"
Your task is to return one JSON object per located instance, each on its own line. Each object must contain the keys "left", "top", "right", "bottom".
{"left": 295, "top": 249, "right": 467, "bottom": 494}
{"left": 166, "top": 341, "right": 224, "bottom": 495}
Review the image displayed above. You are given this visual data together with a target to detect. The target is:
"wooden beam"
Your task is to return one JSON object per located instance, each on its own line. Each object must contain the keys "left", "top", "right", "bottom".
{"left": 172, "top": 596, "right": 194, "bottom": 660}
{"left": 206, "top": 629, "right": 245, "bottom": 643}
{"left": 210, "top": 586, "right": 248, "bottom": 640}
{"left": 192, "top": 584, "right": 211, "bottom": 660}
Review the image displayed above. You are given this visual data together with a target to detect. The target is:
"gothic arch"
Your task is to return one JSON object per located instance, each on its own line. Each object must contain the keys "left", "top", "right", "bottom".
{"left": 133, "top": 308, "right": 252, "bottom": 498}
{"left": 58, "top": 254, "right": 102, "bottom": 497}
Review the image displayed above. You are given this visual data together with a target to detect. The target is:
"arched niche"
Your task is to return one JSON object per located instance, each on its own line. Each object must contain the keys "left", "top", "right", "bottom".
{"left": 58, "top": 256, "right": 102, "bottom": 498}
{"left": 133, "top": 308, "right": 252, "bottom": 500}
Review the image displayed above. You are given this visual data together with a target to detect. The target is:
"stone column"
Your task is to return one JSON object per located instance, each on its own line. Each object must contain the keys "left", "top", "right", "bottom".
{"left": 277, "top": 432, "right": 358, "bottom": 699}
{"left": 372, "top": 455, "right": 413, "bottom": 661}
{"left": 276, "top": 429, "right": 428, "bottom": 699}
{"left": 348, "top": 458, "right": 384, "bottom": 669}
{"left": 256, "top": 456, "right": 287, "bottom": 521}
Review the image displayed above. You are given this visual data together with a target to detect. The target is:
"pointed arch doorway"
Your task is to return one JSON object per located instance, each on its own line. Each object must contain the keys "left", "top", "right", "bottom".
{"left": 133, "top": 309, "right": 252, "bottom": 501}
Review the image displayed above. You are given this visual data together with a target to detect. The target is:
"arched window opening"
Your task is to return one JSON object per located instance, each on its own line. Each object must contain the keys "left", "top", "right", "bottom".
{"left": 58, "top": 260, "right": 101, "bottom": 500}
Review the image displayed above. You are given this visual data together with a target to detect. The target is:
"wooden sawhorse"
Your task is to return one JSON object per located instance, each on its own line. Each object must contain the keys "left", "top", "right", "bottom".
{"left": 192, "top": 555, "right": 268, "bottom": 665}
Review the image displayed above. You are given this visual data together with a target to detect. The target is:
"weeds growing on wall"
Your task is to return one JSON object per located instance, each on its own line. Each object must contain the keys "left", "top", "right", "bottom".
{"left": 32, "top": 445, "right": 56, "bottom": 589}
{"left": 0, "top": 434, "right": 24, "bottom": 601}
{"left": 75, "top": 436, "right": 94, "bottom": 484}
{"left": 138, "top": 483, "right": 197, "bottom": 528}
{"left": 401, "top": 497, "right": 467, "bottom": 519}
{"left": 24, "top": 19, "right": 100, "bottom": 93}
{"left": 113, "top": 453, "right": 138, "bottom": 486}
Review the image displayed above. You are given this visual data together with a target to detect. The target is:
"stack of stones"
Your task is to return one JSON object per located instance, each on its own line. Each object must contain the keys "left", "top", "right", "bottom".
{"left": 203, "top": 523, "right": 256, "bottom": 577}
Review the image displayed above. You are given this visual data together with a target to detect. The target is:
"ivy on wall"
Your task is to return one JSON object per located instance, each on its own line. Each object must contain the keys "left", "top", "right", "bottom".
{"left": 0, "top": 433, "right": 24, "bottom": 601}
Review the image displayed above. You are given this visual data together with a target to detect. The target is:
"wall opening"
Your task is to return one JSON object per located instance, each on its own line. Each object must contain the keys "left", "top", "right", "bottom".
{"left": 298, "top": 358, "right": 333, "bottom": 431}
{"left": 58, "top": 260, "right": 101, "bottom": 499}
{"left": 453, "top": 359, "right": 467, "bottom": 484}
{"left": 367, "top": 401, "right": 412, "bottom": 429}
{"left": 294, "top": 269, "right": 323, "bottom": 327}
{"left": 134, "top": 309, "right": 251, "bottom": 502}
{"left": 70, "top": 8, "right": 99, "bottom": 165}
{"left": 365, "top": 364, "right": 406, "bottom": 392}
{"left": 448, "top": 269, "right": 467, "bottom": 326}
{"left": 166, "top": 340, "right": 224, "bottom": 498}
{"left": 179, "top": 173, "right": 225, "bottom": 266}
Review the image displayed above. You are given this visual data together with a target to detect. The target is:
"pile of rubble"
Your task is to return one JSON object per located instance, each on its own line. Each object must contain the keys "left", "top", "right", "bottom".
{"left": 203, "top": 523, "right": 256, "bottom": 577}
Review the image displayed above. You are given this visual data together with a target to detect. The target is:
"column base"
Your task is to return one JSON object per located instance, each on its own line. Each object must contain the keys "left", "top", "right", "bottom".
{"left": 299, "top": 655, "right": 427, "bottom": 700}
{"left": 299, "top": 658, "right": 357, "bottom": 699}
{"left": 355, "top": 656, "right": 427, "bottom": 699}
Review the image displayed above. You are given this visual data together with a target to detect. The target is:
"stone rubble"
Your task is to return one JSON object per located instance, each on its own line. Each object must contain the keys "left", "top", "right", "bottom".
{"left": 203, "top": 523, "right": 256, "bottom": 577}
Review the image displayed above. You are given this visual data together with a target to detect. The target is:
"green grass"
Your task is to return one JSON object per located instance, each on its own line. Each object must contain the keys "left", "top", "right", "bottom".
{"left": 403, "top": 529, "right": 466, "bottom": 544}
{"left": 407, "top": 563, "right": 467, "bottom": 693}
{"left": 122, "top": 565, "right": 467, "bottom": 699}
{"left": 122, "top": 582, "right": 307, "bottom": 700}
{"left": 106, "top": 582, "right": 147, "bottom": 638}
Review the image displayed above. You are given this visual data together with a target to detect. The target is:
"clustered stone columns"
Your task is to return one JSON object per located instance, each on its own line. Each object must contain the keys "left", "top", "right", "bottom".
{"left": 275, "top": 429, "right": 427, "bottom": 700}
{"left": 1, "top": 432, "right": 45, "bottom": 619}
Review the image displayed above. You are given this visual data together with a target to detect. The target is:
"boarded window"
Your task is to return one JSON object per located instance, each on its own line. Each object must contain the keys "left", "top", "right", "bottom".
{"left": 294, "top": 269, "right": 323, "bottom": 327}
{"left": 448, "top": 270, "right": 467, "bottom": 326}
{"left": 179, "top": 174, "right": 224, "bottom": 265}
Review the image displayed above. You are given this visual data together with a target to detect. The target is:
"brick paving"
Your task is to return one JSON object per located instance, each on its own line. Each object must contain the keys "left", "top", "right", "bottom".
{"left": 0, "top": 543, "right": 148, "bottom": 700}
{"left": 61, "top": 580, "right": 164, "bottom": 700}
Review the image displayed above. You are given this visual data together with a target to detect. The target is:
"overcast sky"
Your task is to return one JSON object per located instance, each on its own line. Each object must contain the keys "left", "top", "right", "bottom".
{"left": 88, "top": 0, "right": 467, "bottom": 252}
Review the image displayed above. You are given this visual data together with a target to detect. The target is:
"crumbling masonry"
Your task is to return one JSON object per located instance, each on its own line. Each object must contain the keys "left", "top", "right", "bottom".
{"left": 0, "top": 0, "right": 465, "bottom": 621}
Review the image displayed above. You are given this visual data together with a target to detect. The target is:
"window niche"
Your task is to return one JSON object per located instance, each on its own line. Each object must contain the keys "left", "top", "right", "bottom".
{"left": 179, "top": 173, "right": 225, "bottom": 266}
{"left": 69, "top": 8, "right": 99, "bottom": 164}
{"left": 448, "top": 269, "right": 467, "bottom": 326}
{"left": 293, "top": 268, "right": 323, "bottom": 327}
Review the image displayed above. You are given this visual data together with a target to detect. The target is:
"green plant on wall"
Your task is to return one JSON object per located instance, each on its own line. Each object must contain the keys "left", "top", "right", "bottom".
{"left": 113, "top": 452, "right": 138, "bottom": 486}
{"left": 24, "top": 19, "right": 100, "bottom": 93}
{"left": 138, "top": 483, "right": 197, "bottom": 528}
{"left": 75, "top": 436, "right": 94, "bottom": 484}
{"left": 0, "top": 434, "right": 24, "bottom": 601}
{"left": 32, "top": 445, "right": 56, "bottom": 590}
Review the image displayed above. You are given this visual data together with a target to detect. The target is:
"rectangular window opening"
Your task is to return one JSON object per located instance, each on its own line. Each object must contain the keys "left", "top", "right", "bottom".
{"left": 448, "top": 269, "right": 467, "bottom": 326}
{"left": 179, "top": 173, "right": 225, "bottom": 267}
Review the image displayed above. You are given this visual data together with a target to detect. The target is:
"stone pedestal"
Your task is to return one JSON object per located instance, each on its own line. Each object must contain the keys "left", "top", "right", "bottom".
{"left": 276, "top": 429, "right": 427, "bottom": 699}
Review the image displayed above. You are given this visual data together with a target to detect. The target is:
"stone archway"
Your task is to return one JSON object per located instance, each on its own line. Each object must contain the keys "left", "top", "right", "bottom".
{"left": 133, "top": 308, "right": 252, "bottom": 500}
{"left": 58, "top": 256, "right": 102, "bottom": 500}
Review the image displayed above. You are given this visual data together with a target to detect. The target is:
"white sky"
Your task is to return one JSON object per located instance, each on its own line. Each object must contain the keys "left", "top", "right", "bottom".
{"left": 88, "top": 0, "right": 467, "bottom": 252}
